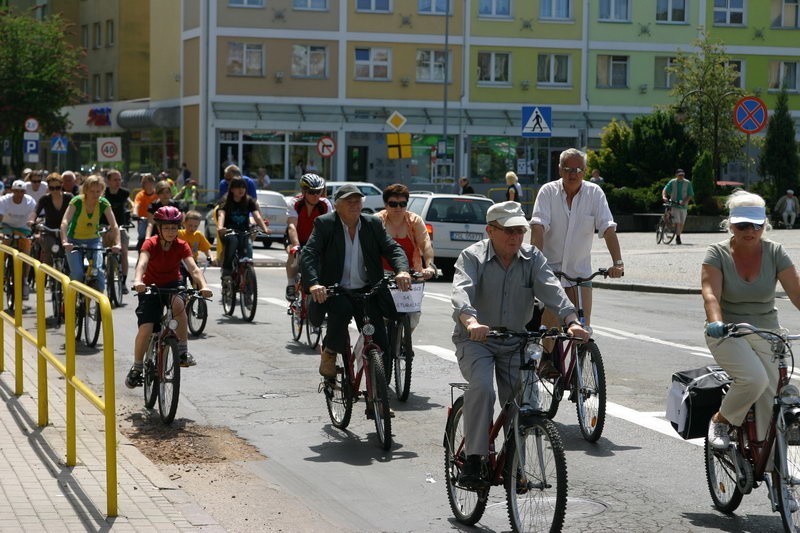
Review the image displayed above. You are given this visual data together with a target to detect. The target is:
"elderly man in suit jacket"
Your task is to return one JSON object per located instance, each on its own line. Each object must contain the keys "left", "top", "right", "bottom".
{"left": 301, "top": 184, "right": 412, "bottom": 378}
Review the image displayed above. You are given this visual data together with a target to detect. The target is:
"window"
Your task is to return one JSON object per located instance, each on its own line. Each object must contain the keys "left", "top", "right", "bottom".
{"left": 418, "top": 0, "right": 449, "bottom": 15}
{"left": 356, "top": 0, "right": 391, "bottom": 11}
{"left": 540, "top": 0, "right": 571, "bottom": 19}
{"left": 93, "top": 22, "right": 101, "bottom": 48}
{"left": 477, "top": 52, "right": 510, "bottom": 83}
{"left": 769, "top": 60, "right": 800, "bottom": 91}
{"left": 537, "top": 54, "right": 570, "bottom": 85}
{"left": 599, "top": 0, "right": 630, "bottom": 20}
{"left": 292, "top": 45, "right": 327, "bottom": 78}
{"left": 597, "top": 55, "right": 628, "bottom": 88}
{"left": 81, "top": 78, "right": 89, "bottom": 102}
{"left": 654, "top": 56, "right": 678, "bottom": 88}
{"left": 777, "top": 0, "right": 800, "bottom": 28}
{"left": 93, "top": 74, "right": 101, "bottom": 101}
{"left": 656, "top": 0, "right": 687, "bottom": 22}
{"left": 105, "top": 72, "right": 114, "bottom": 100}
{"left": 727, "top": 59, "right": 744, "bottom": 88}
{"left": 416, "top": 49, "right": 448, "bottom": 82}
{"left": 81, "top": 25, "right": 88, "bottom": 49}
{"left": 479, "top": 0, "right": 511, "bottom": 17}
{"left": 713, "top": 0, "right": 744, "bottom": 24}
{"left": 226, "top": 42, "right": 264, "bottom": 76}
{"left": 293, "top": 0, "right": 327, "bottom": 9}
{"left": 355, "top": 47, "right": 390, "bottom": 80}
{"left": 106, "top": 20, "right": 115, "bottom": 46}
{"left": 228, "top": 0, "right": 264, "bottom": 6}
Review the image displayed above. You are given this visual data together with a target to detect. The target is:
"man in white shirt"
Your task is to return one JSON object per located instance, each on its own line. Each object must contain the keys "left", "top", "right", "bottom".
{"left": 0, "top": 180, "right": 38, "bottom": 298}
{"left": 25, "top": 170, "right": 49, "bottom": 202}
{"left": 530, "top": 148, "right": 624, "bottom": 329}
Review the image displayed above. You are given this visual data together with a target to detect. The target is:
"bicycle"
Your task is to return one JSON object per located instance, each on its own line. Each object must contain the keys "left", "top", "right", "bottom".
{"left": 655, "top": 201, "right": 679, "bottom": 245}
{"left": 534, "top": 269, "right": 609, "bottom": 442}
{"left": 385, "top": 271, "right": 427, "bottom": 402}
{"left": 36, "top": 225, "right": 69, "bottom": 326}
{"left": 220, "top": 227, "right": 263, "bottom": 322}
{"left": 138, "top": 285, "right": 208, "bottom": 424}
{"left": 186, "top": 261, "right": 209, "bottom": 337}
{"left": 705, "top": 323, "right": 800, "bottom": 530}
{"left": 288, "top": 274, "right": 322, "bottom": 350}
{"left": 319, "top": 277, "right": 395, "bottom": 450}
{"left": 69, "top": 244, "right": 104, "bottom": 347}
{"left": 99, "top": 224, "right": 131, "bottom": 308}
{"left": 1, "top": 230, "right": 27, "bottom": 312}
{"left": 444, "top": 328, "right": 568, "bottom": 532}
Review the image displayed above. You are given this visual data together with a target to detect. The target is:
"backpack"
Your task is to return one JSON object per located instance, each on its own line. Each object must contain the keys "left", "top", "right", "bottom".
{"left": 665, "top": 365, "right": 731, "bottom": 440}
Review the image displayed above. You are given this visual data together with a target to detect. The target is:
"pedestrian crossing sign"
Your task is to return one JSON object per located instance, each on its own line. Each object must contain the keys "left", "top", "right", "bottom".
{"left": 51, "top": 136, "right": 68, "bottom": 153}
{"left": 521, "top": 106, "right": 552, "bottom": 138}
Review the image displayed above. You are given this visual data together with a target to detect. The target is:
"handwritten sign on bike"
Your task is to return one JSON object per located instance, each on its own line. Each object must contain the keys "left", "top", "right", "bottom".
{"left": 733, "top": 96, "right": 768, "bottom": 135}
{"left": 390, "top": 284, "right": 424, "bottom": 313}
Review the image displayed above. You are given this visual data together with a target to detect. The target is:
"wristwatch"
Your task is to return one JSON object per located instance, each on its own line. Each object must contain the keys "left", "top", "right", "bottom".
{"left": 614, "top": 260, "right": 624, "bottom": 266}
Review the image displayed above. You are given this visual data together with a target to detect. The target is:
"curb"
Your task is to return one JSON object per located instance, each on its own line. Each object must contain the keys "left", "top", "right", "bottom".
{"left": 593, "top": 281, "right": 701, "bottom": 295}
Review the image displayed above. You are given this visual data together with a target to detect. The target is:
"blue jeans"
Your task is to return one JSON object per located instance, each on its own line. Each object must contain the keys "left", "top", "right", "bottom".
{"left": 67, "top": 237, "right": 105, "bottom": 291}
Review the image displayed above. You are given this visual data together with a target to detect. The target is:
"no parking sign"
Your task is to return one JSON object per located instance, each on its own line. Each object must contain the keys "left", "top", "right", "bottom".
{"left": 97, "top": 137, "right": 122, "bottom": 162}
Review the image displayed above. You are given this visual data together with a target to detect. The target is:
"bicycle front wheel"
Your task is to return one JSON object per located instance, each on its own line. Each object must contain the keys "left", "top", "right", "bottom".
{"left": 662, "top": 217, "right": 676, "bottom": 244}
{"left": 74, "top": 294, "right": 84, "bottom": 343}
{"left": 324, "top": 352, "right": 353, "bottom": 429}
{"left": 444, "top": 395, "right": 488, "bottom": 526}
{"left": 221, "top": 277, "right": 236, "bottom": 316}
{"left": 239, "top": 267, "right": 257, "bottom": 322}
{"left": 50, "top": 277, "right": 64, "bottom": 327}
{"left": 84, "top": 298, "right": 102, "bottom": 347}
{"left": 368, "top": 348, "right": 392, "bottom": 450}
{"left": 187, "top": 297, "right": 208, "bottom": 336}
{"left": 305, "top": 304, "right": 322, "bottom": 349}
{"left": 574, "top": 341, "right": 607, "bottom": 442}
{"left": 392, "top": 319, "right": 413, "bottom": 402}
{"left": 506, "top": 416, "right": 568, "bottom": 533}
{"left": 655, "top": 219, "right": 665, "bottom": 244}
{"left": 290, "top": 298, "right": 304, "bottom": 341}
{"left": 158, "top": 337, "right": 181, "bottom": 424}
{"left": 704, "top": 436, "right": 743, "bottom": 513}
{"left": 777, "top": 420, "right": 800, "bottom": 530}
{"left": 143, "top": 338, "right": 158, "bottom": 409}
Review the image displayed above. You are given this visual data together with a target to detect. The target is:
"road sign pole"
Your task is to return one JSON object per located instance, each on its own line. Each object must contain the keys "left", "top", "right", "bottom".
{"left": 745, "top": 134, "right": 750, "bottom": 187}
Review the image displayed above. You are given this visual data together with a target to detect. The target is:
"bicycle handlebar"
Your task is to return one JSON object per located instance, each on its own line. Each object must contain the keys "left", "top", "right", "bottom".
{"left": 135, "top": 285, "right": 210, "bottom": 300}
{"left": 723, "top": 322, "right": 800, "bottom": 343}
{"left": 554, "top": 268, "right": 612, "bottom": 284}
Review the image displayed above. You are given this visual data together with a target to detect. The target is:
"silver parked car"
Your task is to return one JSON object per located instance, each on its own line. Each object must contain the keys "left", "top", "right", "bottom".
{"left": 204, "top": 190, "right": 289, "bottom": 248}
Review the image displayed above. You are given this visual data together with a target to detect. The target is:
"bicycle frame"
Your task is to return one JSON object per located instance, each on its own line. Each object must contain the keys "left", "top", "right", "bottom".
{"left": 341, "top": 310, "right": 380, "bottom": 403}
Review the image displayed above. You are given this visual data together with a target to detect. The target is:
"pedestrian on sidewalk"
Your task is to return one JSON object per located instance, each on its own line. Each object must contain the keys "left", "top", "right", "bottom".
{"left": 775, "top": 189, "right": 799, "bottom": 229}
{"left": 662, "top": 169, "right": 694, "bottom": 245}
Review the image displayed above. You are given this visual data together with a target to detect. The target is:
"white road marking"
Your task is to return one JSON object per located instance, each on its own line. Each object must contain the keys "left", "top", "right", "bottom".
{"left": 416, "top": 344, "right": 457, "bottom": 362}
{"left": 607, "top": 402, "right": 703, "bottom": 447}
{"left": 591, "top": 330, "right": 627, "bottom": 340}
{"left": 592, "top": 325, "right": 705, "bottom": 353}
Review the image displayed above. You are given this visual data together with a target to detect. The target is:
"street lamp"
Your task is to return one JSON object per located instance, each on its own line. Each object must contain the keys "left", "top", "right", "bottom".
{"left": 675, "top": 88, "right": 739, "bottom": 184}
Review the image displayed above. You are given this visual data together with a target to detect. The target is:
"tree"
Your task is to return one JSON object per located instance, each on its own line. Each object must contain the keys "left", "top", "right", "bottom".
{"left": 587, "top": 119, "right": 633, "bottom": 184}
{"left": 759, "top": 86, "right": 800, "bottom": 199}
{"left": 692, "top": 151, "right": 718, "bottom": 214}
{"left": 669, "top": 32, "right": 743, "bottom": 183}
{"left": 0, "top": 8, "right": 84, "bottom": 177}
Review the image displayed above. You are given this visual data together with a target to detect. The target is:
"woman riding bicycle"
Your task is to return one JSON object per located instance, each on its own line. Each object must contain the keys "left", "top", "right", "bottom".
{"left": 60, "top": 174, "right": 120, "bottom": 291}
{"left": 217, "top": 176, "right": 269, "bottom": 284}
{"left": 702, "top": 190, "right": 800, "bottom": 450}
{"left": 35, "top": 172, "right": 74, "bottom": 267}
{"left": 126, "top": 206, "right": 212, "bottom": 388}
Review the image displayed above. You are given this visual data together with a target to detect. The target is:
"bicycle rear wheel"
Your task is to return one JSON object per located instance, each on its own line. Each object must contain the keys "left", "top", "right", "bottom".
{"left": 290, "top": 298, "right": 304, "bottom": 341}
{"left": 368, "top": 349, "right": 392, "bottom": 450}
{"left": 324, "top": 352, "right": 353, "bottom": 429}
{"left": 506, "top": 416, "right": 568, "bottom": 533}
{"left": 239, "top": 266, "right": 257, "bottom": 322}
{"left": 74, "top": 294, "right": 84, "bottom": 343}
{"left": 143, "top": 338, "right": 158, "bottom": 409}
{"left": 704, "top": 435, "right": 744, "bottom": 513}
{"left": 444, "top": 395, "right": 488, "bottom": 526}
{"left": 392, "top": 318, "right": 413, "bottom": 402}
{"left": 84, "top": 297, "right": 102, "bottom": 347}
{"left": 158, "top": 337, "right": 181, "bottom": 424}
{"left": 106, "top": 253, "right": 124, "bottom": 307}
{"left": 187, "top": 297, "right": 208, "bottom": 336}
{"left": 574, "top": 341, "right": 607, "bottom": 442}
{"left": 5, "top": 256, "right": 14, "bottom": 312}
{"left": 776, "top": 420, "right": 800, "bottom": 530}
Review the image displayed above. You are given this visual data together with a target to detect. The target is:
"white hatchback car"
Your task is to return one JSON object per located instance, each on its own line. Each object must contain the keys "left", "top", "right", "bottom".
{"left": 325, "top": 181, "right": 384, "bottom": 213}
{"left": 204, "top": 190, "right": 289, "bottom": 248}
{"left": 406, "top": 193, "right": 494, "bottom": 275}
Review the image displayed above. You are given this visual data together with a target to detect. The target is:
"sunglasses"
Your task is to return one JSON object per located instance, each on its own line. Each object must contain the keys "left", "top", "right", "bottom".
{"left": 31, "top": 180, "right": 42, "bottom": 184}
{"left": 387, "top": 201, "right": 408, "bottom": 208}
{"left": 733, "top": 222, "right": 763, "bottom": 231}
{"left": 48, "top": 185, "right": 62, "bottom": 190}
{"left": 561, "top": 166, "right": 585, "bottom": 175}
{"left": 490, "top": 223, "right": 526, "bottom": 235}
{"left": 305, "top": 189, "right": 323, "bottom": 196}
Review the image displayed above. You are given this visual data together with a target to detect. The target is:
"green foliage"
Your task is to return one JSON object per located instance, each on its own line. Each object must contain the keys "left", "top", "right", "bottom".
{"left": 604, "top": 181, "right": 668, "bottom": 215}
{"left": 759, "top": 87, "right": 800, "bottom": 197}
{"left": 668, "top": 31, "right": 743, "bottom": 179}
{"left": 0, "top": 8, "right": 84, "bottom": 176}
{"left": 692, "top": 151, "right": 721, "bottom": 214}
{"left": 587, "top": 119, "right": 632, "bottom": 185}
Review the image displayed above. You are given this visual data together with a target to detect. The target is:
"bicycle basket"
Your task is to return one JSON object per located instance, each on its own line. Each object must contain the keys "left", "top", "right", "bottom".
{"left": 665, "top": 365, "right": 731, "bottom": 440}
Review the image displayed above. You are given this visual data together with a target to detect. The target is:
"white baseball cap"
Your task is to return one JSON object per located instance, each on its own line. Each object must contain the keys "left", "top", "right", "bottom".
{"left": 486, "top": 201, "right": 528, "bottom": 227}
{"left": 11, "top": 180, "right": 26, "bottom": 190}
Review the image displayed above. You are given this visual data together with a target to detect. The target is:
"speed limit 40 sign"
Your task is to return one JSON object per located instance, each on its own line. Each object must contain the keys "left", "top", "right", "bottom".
{"left": 97, "top": 137, "right": 122, "bottom": 162}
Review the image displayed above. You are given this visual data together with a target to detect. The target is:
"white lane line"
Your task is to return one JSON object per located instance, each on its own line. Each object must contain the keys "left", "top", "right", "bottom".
{"left": 592, "top": 325, "right": 705, "bottom": 353}
{"left": 607, "top": 402, "right": 703, "bottom": 447}
{"left": 591, "top": 330, "right": 627, "bottom": 340}
{"left": 263, "top": 297, "right": 286, "bottom": 307}
{"left": 690, "top": 352, "right": 713, "bottom": 359}
{"left": 416, "top": 344, "right": 457, "bottom": 362}
{"left": 424, "top": 293, "right": 451, "bottom": 304}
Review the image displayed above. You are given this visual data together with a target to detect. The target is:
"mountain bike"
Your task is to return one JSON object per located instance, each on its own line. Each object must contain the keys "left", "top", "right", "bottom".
{"left": 534, "top": 269, "right": 609, "bottom": 442}
{"left": 444, "top": 328, "right": 568, "bottom": 532}
{"left": 656, "top": 201, "right": 679, "bottom": 245}
{"left": 220, "top": 227, "right": 263, "bottom": 322}
{"left": 385, "top": 271, "right": 427, "bottom": 401}
{"left": 69, "top": 244, "right": 103, "bottom": 347}
{"left": 320, "top": 278, "right": 395, "bottom": 450}
{"left": 705, "top": 323, "right": 800, "bottom": 531}
{"left": 139, "top": 285, "right": 208, "bottom": 424}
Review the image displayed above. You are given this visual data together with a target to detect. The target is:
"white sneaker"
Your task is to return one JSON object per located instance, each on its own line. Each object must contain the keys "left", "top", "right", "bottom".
{"left": 708, "top": 419, "right": 731, "bottom": 450}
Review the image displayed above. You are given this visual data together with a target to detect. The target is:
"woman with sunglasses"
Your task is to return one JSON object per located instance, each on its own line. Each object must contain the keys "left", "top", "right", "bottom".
{"left": 702, "top": 190, "right": 800, "bottom": 450}
{"left": 34, "top": 172, "right": 74, "bottom": 267}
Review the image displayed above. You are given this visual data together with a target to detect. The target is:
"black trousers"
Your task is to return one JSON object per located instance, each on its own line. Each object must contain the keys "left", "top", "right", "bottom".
{"left": 311, "top": 288, "right": 394, "bottom": 358}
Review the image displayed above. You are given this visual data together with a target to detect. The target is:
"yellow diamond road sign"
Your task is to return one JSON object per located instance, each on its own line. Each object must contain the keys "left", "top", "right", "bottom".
{"left": 386, "top": 111, "right": 407, "bottom": 131}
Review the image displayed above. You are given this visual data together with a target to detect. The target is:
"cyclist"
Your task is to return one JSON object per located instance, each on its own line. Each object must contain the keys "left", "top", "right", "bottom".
{"left": 145, "top": 180, "right": 186, "bottom": 239}
{"left": 34, "top": 172, "right": 74, "bottom": 266}
{"left": 452, "top": 201, "right": 588, "bottom": 488}
{"left": 174, "top": 178, "right": 199, "bottom": 211}
{"left": 702, "top": 190, "right": 800, "bottom": 449}
{"left": 61, "top": 170, "right": 80, "bottom": 196}
{"left": 218, "top": 164, "right": 257, "bottom": 200}
{"left": 661, "top": 168, "right": 693, "bottom": 245}
{"left": 103, "top": 169, "right": 133, "bottom": 292}
{"left": 126, "top": 206, "right": 213, "bottom": 388}
{"left": 25, "top": 170, "right": 49, "bottom": 203}
{"left": 217, "top": 176, "right": 269, "bottom": 285}
{"left": 301, "top": 184, "right": 411, "bottom": 379}
{"left": 178, "top": 210, "right": 214, "bottom": 268}
{"left": 132, "top": 173, "right": 157, "bottom": 250}
{"left": 60, "top": 174, "right": 121, "bottom": 291}
{"left": 284, "top": 173, "right": 332, "bottom": 301}
{"left": 0, "top": 180, "right": 37, "bottom": 298}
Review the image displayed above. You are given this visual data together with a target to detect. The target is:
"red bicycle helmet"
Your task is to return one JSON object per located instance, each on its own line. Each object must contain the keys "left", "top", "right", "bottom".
{"left": 153, "top": 205, "right": 182, "bottom": 224}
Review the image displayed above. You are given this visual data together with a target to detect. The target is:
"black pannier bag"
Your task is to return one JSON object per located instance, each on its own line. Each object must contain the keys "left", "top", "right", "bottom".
{"left": 665, "top": 365, "right": 732, "bottom": 440}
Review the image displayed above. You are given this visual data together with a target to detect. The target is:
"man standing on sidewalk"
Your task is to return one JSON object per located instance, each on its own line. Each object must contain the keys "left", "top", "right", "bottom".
{"left": 662, "top": 169, "right": 694, "bottom": 245}
{"left": 775, "top": 189, "right": 799, "bottom": 229}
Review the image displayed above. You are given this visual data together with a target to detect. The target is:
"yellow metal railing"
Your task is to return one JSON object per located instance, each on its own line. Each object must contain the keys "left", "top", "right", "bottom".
{"left": 0, "top": 244, "right": 118, "bottom": 517}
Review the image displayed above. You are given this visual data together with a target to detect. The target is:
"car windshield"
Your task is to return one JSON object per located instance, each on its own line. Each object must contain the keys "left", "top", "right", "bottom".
{"left": 259, "top": 193, "right": 287, "bottom": 208}
{"left": 426, "top": 198, "right": 491, "bottom": 224}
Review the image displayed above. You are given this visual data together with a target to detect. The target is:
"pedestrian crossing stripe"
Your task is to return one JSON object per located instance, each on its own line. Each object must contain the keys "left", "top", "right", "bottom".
{"left": 522, "top": 107, "right": 551, "bottom": 134}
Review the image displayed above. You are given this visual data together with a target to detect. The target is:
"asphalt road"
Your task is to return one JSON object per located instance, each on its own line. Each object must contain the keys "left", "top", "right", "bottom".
{"left": 26, "top": 260, "right": 798, "bottom": 532}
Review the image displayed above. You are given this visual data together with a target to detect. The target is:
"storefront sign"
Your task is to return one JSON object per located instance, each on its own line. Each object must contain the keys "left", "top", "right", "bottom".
{"left": 87, "top": 107, "right": 112, "bottom": 126}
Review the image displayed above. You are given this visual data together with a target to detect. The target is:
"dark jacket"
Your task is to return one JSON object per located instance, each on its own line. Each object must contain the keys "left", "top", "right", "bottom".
{"left": 301, "top": 211, "right": 409, "bottom": 290}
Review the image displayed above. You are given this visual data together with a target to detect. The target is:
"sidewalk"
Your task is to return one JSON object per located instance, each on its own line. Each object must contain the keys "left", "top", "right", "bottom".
{"left": 0, "top": 331, "right": 224, "bottom": 531}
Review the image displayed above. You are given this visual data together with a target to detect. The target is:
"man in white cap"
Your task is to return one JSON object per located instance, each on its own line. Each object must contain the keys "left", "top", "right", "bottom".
{"left": 775, "top": 189, "right": 799, "bottom": 229}
{"left": 450, "top": 200, "right": 588, "bottom": 488}
{"left": 0, "top": 180, "right": 38, "bottom": 298}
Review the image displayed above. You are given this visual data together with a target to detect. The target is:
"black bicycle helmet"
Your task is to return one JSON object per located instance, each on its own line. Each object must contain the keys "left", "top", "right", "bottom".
{"left": 299, "top": 173, "right": 325, "bottom": 190}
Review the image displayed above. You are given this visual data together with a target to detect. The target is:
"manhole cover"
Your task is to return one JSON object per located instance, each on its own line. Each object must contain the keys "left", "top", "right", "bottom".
{"left": 261, "top": 392, "right": 288, "bottom": 399}
{"left": 566, "top": 497, "right": 608, "bottom": 518}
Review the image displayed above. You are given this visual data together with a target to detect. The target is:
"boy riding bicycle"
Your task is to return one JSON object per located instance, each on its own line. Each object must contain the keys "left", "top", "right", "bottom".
{"left": 126, "top": 206, "right": 212, "bottom": 389}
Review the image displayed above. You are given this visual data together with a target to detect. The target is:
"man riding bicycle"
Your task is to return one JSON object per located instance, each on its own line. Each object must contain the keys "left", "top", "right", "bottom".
{"left": 452, "top": 201, "right": 588, "bottom": 488}
{"left": 127, "top": 206, "right": 213, "bottom": 388}
{"left": 284, "top": 173, "right": 333, "bottom": 301}
{"left": 0, "top": 180, "right": 37, "bottom": 299}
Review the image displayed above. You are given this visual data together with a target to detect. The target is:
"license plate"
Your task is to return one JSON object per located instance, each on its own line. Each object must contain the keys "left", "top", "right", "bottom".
{"left": 450, "top": 231, "right": 482, "bottom": 241}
